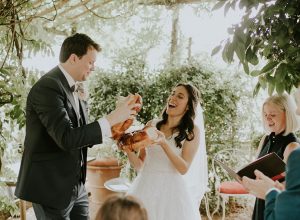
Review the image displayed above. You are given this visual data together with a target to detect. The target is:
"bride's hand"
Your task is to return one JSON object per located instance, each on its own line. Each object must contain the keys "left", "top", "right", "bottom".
{"left": 153, "top": 130, "right": 167, "bottom": 146}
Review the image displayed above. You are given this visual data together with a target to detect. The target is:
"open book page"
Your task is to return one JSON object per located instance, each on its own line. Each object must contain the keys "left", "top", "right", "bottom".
{"left": 214, "top": 159, "right": 242, "bottom": 183}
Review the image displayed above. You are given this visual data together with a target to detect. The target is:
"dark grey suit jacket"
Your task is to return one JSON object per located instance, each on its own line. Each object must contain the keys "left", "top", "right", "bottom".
{"left": 265, "top": 147, "right": 300, "bottom": 220}
{"left": 15, "top": 66, "right": 102, "bottom": 209}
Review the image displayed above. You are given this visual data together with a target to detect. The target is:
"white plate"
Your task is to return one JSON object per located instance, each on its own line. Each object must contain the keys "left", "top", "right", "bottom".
{"left": 104, "top": 177, "right": 131, "bottom": 193}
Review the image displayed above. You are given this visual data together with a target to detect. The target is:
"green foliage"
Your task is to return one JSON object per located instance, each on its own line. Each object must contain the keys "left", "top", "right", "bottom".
{"left": 89, "top": 62, "right": 243, "bottom": 151}
{"left": 89, "top": 58, "right": 149, "bottom": 123}
{"left": 212, "top": 0, "right": 300, "bottom": 95}
{"left": 0, "top": 196, "right": 18, "bottom": 218}
{"left": 0, "top": 182, "right": 18, "bottom": 218}
{"left": 0, "top": 0, "right": 52, "bottom": 175}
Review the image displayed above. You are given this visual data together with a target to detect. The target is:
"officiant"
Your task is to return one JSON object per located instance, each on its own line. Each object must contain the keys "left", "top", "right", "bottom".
{"left": 244, "top": 93, "right": 300, "bottom": 220}
{"left": 243, "top": 91, "right": 300, "bottom": 220}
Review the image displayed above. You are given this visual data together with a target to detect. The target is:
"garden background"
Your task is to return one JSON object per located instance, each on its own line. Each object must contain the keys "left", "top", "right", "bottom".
{"left": 1, "top": 0, "right": 299, "bottom": 218}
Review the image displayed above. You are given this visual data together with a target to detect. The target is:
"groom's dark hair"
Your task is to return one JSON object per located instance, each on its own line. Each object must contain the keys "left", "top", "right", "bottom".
{"left": 59, "top": 33, "right": 101, "bottom": 63}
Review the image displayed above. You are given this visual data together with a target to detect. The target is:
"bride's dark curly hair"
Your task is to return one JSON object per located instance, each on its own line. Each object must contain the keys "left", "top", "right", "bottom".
{"left": 156, "top": 83, "right": 200, "bottom": 148}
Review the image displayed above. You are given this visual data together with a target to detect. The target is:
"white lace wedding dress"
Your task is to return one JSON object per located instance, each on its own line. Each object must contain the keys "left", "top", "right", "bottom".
{"left": 127, "top": 130, "right": 201, "bottom": 220}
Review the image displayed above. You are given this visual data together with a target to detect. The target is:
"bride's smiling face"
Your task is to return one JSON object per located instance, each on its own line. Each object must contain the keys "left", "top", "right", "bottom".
{"left": 166, "top": 86, "right": 189, "bottom": 117}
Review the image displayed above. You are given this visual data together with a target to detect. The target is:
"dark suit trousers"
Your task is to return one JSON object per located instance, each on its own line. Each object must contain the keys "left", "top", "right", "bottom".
{"left": 32, "top": 182, "right": 89, "bottom": 220}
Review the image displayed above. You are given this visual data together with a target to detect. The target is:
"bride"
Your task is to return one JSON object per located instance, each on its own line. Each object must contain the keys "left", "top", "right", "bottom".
{"left": 123, "top": 83, "right": 208, "bottom": 220}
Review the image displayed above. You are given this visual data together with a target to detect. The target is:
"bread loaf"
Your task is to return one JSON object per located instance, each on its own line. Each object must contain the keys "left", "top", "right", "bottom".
{"left": 118, "top": 126, "right": 158, "bottom": 152}
{"left": 111, "top": 94, "right": 142, "bottom": 140}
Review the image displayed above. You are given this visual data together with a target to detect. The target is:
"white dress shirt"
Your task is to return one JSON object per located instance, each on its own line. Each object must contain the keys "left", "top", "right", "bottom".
{"left": 58, "top": 64, "right": 112, "bottom": 138}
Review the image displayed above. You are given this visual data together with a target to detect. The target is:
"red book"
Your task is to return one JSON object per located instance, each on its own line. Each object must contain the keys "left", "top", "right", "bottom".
{"left": 215, "top": 152, "right": 286, "bottom": 183}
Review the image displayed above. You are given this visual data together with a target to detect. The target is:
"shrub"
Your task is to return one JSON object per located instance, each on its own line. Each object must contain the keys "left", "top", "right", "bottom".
{"left": 88, "top": 61, "right": 256, "bottom": 214}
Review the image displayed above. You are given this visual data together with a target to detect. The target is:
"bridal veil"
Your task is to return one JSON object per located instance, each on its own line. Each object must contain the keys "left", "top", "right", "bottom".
{"left": 183, "top": 103, "right": 209, "bottom": 207}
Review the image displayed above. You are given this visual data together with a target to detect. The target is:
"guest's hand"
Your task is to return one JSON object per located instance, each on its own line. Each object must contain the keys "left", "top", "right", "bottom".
{"left": 242, "top": 170, "right": 276, "bottom": 200}
{"left": 274, "top": 180, "right": 285, "bottom": 191}
{"left": 106, "top": 94, "right": 141, "bottom": 126}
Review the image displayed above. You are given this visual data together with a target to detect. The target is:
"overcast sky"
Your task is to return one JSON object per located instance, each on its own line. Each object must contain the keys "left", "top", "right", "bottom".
{"left": 23, "top": 5, "right": 244, "bottom": 72}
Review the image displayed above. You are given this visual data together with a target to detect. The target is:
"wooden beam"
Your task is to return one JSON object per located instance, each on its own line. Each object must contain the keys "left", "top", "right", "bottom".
{"left": 24, "top": 0, "right": 215, "bottom": 23}
{"left": 141, "top": 0, "right": 214, "bottom": 5}
{"left": 58, "top": 0, "right": 93, "bottom": 17}
{"left": 44, "top": 27, "right": 69, "bottom": 36}
{"left": 68, "top": 0, "right": 113, "bottom": 20}
{"left": 35, "top": 0, "right": 69, "bottom": 18}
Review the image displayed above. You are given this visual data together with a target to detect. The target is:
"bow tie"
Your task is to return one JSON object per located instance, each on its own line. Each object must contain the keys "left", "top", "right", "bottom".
{"left": 70, "top": 84, "right": 78, "bottom": 93}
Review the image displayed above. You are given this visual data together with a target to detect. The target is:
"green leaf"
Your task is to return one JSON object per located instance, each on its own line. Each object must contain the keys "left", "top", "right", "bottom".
{"left": 226, "top": 43, "right": 234, "bottom": 63}
{"left": 239, "top": 0, "right": 248, "bottom": 9}
{"left": 235, "top": 42, "right": 245, "bottom": 62}
{"left": 222, "top": 42, "right": 231, "bottom": 63}
{"left": 250, "top": 70, "right": 262, "bottom": 77}
{"left": 258, "top": 75, "right": 267, "bottom": 89}
{"left": 243, "top": 62, "right": 249, "bottom": 74}
{"left": 0, "top": 68, "right": 10, "bottom": 75}
{"left": 275, "top": 81, "right": 285, "bottom": 94}
{"left": 268, "top": 80, "right": 275, "bottom": 96}
{"left": 212, "top": 0, "right": 227, "bottom": 11}
{"left": 274, "top": 63, "right": 287, "bottom": 82}
{"left": 227, "top": 27, "right": 234, "bottom": 34}
{"left": 262, "top": 47, "right": 271, "bottom": 58}
{"left": 253, "top": 82, "right": 261, "bottom": 97}
{"left": 211, "top": 45, "right": 222, "bottom": 56}
{"left": 235, "top": 31, "right": 246, "bottom": 45}
{"left": 260, "top": 61, "right": 278, "bottom": 74}
{"left": 224, "top": 2, "right": 231, "bottom": 16}
{"left": 246, "top": 47, "right": 259, "bottom": 65}
{"left": 230, "top": 1, "right": 236, "bottom": 10}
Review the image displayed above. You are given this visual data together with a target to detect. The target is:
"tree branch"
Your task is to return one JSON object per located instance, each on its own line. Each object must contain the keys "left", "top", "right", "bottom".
{"left": 69, "top": 0, "right": 114, "bottom": 20}
{"left": 35, "top": 0, "right": 68, "bottom": 18}
{"left": 59, "top": 0, "right": 93, "bottom": 17}
{"left": 140, "top": 0, "right": 212, "bottom": 6}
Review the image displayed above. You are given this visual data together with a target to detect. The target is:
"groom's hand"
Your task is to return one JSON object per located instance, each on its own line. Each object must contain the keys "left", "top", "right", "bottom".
{"left": 242, "top": 170, "right": 275, "bottom": 199}
{"left": 106, "top": 94, "right": 141, "bottom": 127}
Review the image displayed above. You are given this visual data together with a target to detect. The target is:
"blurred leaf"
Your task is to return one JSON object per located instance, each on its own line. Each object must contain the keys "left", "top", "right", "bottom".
{"left": 226, "top": 43, "right": 235, "bottom": 63}
{"left": 260, "top": 61, "right": 278, "bottom": 74}
{"left": 222, "top": 43, "right": 230, "bottom": 63}
{"left": 268, "top": 80, "right": 275, "bottom": 96}
{"left": 253, "top": 82, "right": 261, "bottom": 96}
{"left": 258, "top": 75, "right": 267, "bottom": 89}
{"left": 212, "top": 0, "right": 227, "bottom": 11}
{"left": 219, "top": 0, "right": 300, "bottom": 93}
{"left": 246, "top": 47, "right": 259, "bottom": 65}
{"left": 0, "top": 68, "right": 10, "bottom": 76}
{"left": 275, "top": 81, "right": 285, "bottom": 94}
{"left": 235, "top": 42, "right": 245, "bottom": 62}
{"left": 211, "top": 45, "right": 222, "bottom": 56}
{"left": 250, "top": 70, "right": 262, "bottom": 77}
{"left": 242, "top": 62, "right": 249, "bottom": 74}
{"left": 274, "top": 63, "right": 287, "bottom": 82}
{"left": 224, "top": 2, "right": 231, "bottom": 16}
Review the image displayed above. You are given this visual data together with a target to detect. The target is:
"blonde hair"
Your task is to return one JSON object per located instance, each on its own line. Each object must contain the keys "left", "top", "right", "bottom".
{"left": 97, "top": 195, "right": 148, "bottom": 220}
{"left": 262, "top": 93, "right": 300, "bottom": 135}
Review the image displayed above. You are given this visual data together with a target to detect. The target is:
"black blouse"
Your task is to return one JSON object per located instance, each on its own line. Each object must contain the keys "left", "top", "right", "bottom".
{"left": 252, "top": 132, "right": 298, "bottom": 220}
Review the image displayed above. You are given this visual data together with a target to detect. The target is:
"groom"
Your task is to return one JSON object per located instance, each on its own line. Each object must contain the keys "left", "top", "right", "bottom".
{"left": 15, "top": 33, "right": 139, "bottom": 219}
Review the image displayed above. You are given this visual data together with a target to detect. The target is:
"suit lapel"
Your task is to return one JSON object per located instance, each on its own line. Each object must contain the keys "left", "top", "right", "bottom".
{"left": 54, "top": 67, "right": 81, "bottom": 122}
{"left": 79, "top": 100, "right": 88, "bottom": 124}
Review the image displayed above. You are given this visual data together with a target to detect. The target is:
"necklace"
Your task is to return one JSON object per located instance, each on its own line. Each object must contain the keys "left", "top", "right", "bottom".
{"left": 166, "top": 134, "right": 173, "bottom": 140}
